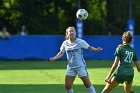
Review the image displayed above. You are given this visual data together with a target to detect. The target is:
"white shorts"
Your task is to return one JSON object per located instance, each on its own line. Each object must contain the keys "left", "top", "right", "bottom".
{"left": 66, "top": 66, "right": 88, "bottom": 77}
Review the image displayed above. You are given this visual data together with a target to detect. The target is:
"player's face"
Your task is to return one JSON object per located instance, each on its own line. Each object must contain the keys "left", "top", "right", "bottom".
{"left": 67, "top": 28, "right": 76, "bottom": 39}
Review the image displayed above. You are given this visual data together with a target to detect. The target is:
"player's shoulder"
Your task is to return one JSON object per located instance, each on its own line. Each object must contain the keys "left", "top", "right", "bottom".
{"left": 116, "top": 44, "right": 124, "bottom": 52}
{"left": 61, "top": 40, "right": 68, "bottom": 45}
{"left": 76, "top": 38, "right": 86, "bottom": 42}
{"left": 117, "top": 44, "right": 124, "bottom": 49}
{"left": 76, "top": 38, "right": 82, "bottom": 41}
{"left": 117, "top": 44, "right": 136, "bottom": 52}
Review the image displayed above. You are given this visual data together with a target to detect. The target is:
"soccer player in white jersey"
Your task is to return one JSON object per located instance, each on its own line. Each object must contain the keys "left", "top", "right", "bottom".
{"left": 50, "top": 27, "right": 103, "bottom": 93}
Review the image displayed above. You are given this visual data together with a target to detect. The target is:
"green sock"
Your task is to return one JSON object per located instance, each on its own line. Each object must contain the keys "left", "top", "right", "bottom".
{"left": 130, "top": 90, "right": 134, "bottom": 93}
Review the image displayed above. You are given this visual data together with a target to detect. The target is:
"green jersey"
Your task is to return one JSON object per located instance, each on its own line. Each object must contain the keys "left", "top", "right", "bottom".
{"left": 114, "top": 44, "right": 138, "bottom": 75}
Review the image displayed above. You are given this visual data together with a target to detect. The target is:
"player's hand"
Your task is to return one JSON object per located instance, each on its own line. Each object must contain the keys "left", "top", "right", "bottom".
{"left": 96, "top": 47, "right": 103, "bottom": 51}
{"left": 49, "top": 57, "right": 54, "bottom": 62}
{"left": 105, "top": 77, "right": 109, "bottom": 82}
{"left": 105, "top": 77, "right": 111, "bottom": 84}
{"left": 105, "top": 78, "right": 111, "bottom": 83}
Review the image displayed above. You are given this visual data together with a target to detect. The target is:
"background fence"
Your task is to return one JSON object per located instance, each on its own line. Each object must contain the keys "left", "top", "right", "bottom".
{"left": 0, "top": 35, "right": 139, "bottom": 60}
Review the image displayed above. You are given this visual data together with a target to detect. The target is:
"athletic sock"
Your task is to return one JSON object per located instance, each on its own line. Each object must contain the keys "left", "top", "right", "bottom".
{"left": 130, "top": 90, "right": 134, "bottom": 93}
{"left": 101, "top": 91, "right": 106, "bottom": 93}
{"left": 87, "top": 85, "right": 96, "bottom": 93}
{"left": 67, "top": 88, "right": 74, "bottom": 93}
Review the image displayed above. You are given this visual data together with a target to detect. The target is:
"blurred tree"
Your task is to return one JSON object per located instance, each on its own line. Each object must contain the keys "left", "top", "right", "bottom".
{"left": 105, "top": 0, "right": 128, "bottom": 35}
{"left": 84, "top": 0, "right": 107, "bottom": 35}
{"left": 17, "top": 0, "right": 77, "bottom": 35}
{"left": 0, "top": 0, "right": 140, "bottom": 35}
{"left": 133, "top": 0, "right": 140, "bottom": 35}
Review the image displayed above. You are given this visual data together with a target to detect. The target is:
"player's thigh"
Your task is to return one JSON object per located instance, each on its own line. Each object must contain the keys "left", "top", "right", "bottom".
{"left": 65, "top": 75, "right": 76, "bottom": 89}
{"left": 123, "top": 81, "right": 132, "bottom": 93}
{"left": 80, "top": 76, "right": 91, "bottom": 87}
{"left": 65, "top": 67, "right": 76, "bottom": 89}
{"left": 65, "top": 75, "right": 76, "bottom": 84}
{"left": 103, "top": 77, "right": 119, "bottom": 92}
{"left": 77, "top": 66, "right": 91, "bottom": 87}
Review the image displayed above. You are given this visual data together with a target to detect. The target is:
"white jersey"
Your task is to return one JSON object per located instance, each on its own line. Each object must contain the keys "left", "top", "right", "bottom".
{"left": 60, "top": 38, "right": 89, "bottom": 68}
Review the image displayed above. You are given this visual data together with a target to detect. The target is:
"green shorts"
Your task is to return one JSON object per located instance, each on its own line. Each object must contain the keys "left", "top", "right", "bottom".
{"left": 114, "top": 74, "right": 134, "bottom": 84}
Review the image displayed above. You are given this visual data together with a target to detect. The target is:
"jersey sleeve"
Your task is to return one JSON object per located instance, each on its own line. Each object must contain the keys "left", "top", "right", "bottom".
{"left": 60, "top": 41, "right": 65, "bottom": 52}
{"left": 114, "top": 47, "right": 121, "bottom": 57}
{"left": 80, "top": 39, "right": 89, "bottom": 49}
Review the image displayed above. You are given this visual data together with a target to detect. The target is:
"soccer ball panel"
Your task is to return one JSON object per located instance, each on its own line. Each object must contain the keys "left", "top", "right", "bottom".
{"left": 76, "top": 9, "right": 88, "bottom": 20}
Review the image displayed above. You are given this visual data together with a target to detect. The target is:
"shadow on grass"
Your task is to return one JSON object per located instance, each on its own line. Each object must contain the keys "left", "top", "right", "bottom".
{"left": 0, "top": 60, "right": 113, "bottom": 70}
{"left": 0, "top": 84, "right": 139, "bottom": 93}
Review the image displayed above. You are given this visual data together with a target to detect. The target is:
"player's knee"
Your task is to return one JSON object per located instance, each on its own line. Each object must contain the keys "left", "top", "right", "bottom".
{"left": 65, "top": 85, "right": 72, "bottom": 90}
{"left": 83, "top": 82, "right": 91, "bottom": 88}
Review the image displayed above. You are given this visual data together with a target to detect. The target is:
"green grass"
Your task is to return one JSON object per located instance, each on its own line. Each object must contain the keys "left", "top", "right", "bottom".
{"left": 0, "top": 60, "right": 139, "bottom": 93}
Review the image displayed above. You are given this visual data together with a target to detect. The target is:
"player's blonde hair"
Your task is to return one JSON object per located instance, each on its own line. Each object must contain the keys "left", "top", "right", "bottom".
{"left": 65, "top": 27, "right": 76, "bottom": 40}
{"left": 122, "top": 31, "right": 132, "bottom": 44}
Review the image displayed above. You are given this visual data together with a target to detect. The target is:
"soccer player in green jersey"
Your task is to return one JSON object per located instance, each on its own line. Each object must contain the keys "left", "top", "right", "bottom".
{"left": 102, "top": 31, "right": 140, "bottom": 93}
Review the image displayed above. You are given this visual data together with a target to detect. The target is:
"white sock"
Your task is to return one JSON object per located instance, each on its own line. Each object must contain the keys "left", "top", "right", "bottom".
{"left": 67, "top": 88, "right": 74, "bottom": 93}
{"left": 101, "top": 91, "right": 105, "bottom": 93}
{"left": 87, "top": 85, "right": 96, "bottom": 93}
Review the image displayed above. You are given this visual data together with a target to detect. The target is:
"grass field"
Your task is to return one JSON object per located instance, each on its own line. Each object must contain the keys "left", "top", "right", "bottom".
{"left": 0, "top": 60, "right": 139, "bottom": 93}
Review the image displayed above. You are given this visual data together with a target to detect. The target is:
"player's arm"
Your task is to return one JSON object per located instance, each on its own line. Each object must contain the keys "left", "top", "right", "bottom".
{"left": 49, "top": 51, "right": 64, "bottom": 62}
{"left": 88, "top": 46, "right": 103, "bottom": 52}
{"left": 134, "top": 61, "right": 140, "bottom": 73}
{"left": 105, "top": 56, "right": 120, "bottom": 82}
{"left": 79, "top": 39, "right": 103, "bottom": 52}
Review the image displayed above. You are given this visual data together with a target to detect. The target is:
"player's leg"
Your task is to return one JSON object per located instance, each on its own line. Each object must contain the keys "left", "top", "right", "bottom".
{"left": 77, "top": 66, "right": 96, "bottom": 93}
{"left": 102, "top": 77, "right": 119, "bottom": 93}
{"left": 80, "top": 76, "right": 96, "bottom": 93}
{"left": 65, "top": 67, "right": 76, "bottom": 93}
{"left": 123, "top": 81, "right": 132, "bottom": 93}
{"left": 81, "top": 76, "right": 91, "bottom": 88}
{"left": 65, "top": 75, "right": 76, "bottom": 93}
{"left": 123, "top": 75, "right": 133, "bottom": 93}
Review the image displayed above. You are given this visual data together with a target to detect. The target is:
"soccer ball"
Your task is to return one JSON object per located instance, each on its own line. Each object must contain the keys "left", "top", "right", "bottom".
{"left": 76, "top": 9, "right": 88, "bottom": 20}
